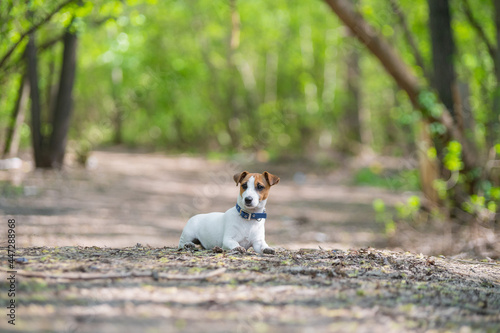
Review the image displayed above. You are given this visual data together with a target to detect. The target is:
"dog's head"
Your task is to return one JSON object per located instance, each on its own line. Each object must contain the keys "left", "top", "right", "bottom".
{"left": 233, "top": 171, "right": 280, "bottom": 210}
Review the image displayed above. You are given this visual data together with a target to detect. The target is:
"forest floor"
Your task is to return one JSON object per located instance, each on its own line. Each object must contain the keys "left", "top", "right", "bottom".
{"left": 0, "top": 148, "right": 499, "bottom": 332}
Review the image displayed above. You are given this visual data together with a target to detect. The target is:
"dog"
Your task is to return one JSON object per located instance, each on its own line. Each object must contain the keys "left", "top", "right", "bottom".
{"left": 178, "top": 171, "right": 280, "bottom": 254}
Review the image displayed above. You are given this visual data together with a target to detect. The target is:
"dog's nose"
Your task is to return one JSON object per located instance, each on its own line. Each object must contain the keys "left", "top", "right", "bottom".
{"left": 244, "top": 197, "right": 253, "bottom": 205}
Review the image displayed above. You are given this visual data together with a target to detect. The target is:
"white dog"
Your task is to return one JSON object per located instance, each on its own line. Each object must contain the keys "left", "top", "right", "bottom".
{"left": 178, "top": 171, "right": 280, "bottom": 254}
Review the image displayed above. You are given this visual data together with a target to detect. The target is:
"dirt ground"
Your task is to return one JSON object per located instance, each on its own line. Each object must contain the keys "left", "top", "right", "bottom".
{"left": 0, "top": 149, "right": 499, "bottom": 332}
{"left": 0, "top": 149, "right": 415, "bottom": 251}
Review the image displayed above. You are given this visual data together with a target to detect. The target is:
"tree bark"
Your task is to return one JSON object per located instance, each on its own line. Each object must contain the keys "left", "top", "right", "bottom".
{"left": 3, "top": 74, "right": 29, "bottom": 158}
{"left": 112, "top": 67, "right": 123, "bottom": 144}
{"left": 428, "top": 0, "right": 457, "bottom": 120}
{"left": 26, "top": 34, "right": 47, "bottom": 167}
{"left": 341, "top": 35, "right": 364, "bottom": 152}
{"left": 427, "top": 0, "right": 462, "bottom": 183}
{"left": 226, "top": 0, "right": 241, "bottom": 147}
{"left": 48, "top": 29, "right": 78, "bottom": 168}
{"left": 489, "top": 0, "right": 500, "bottom": 147}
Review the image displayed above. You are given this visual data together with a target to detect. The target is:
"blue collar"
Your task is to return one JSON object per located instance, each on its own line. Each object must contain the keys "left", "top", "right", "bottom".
{"left": 235, "top": 203, "right": 267, "bottom": 220}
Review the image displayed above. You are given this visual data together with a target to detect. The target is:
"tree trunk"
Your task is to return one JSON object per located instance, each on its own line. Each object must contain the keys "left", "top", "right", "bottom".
{"left": 428, "top": 0, "right": 457, "bottom": 120}
{"left": 264, "top": 50, "right": 278, "bottom": 103}
{"left": 46, "top": 58, "right": 58, "bottom": 122}
{"left": 112, "top": 67, "right": 123, "bottom": 144}
{"left": 3, "top": 74, "right": 29, "bottom": 158}
{"left": 48, "top": 29, "right": 77, "bottom": 168}
{"left": 26, "top": 33, "right": 47, "bottom": 167}
{"left": 426, "top": 0, "right": 459, "bottom": 197}
{"left": 344, "top": 36, "right": 362, "bottom": 146}
{"left": 322, "top": 29, "right": 338, "bottom": 111}
{"left": 226, "top": 0, "right": 241, "bottom": 148}
{"left": 489, "top": 0, "right": 500, "bottom": 147}
{"left": 322, "top": 0, "right": 477, "bottom": 172}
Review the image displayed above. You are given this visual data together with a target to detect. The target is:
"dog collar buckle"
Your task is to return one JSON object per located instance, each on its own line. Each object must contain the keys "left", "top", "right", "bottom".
{"left": 236, "top": 203, "right": 267, "bottom": 221}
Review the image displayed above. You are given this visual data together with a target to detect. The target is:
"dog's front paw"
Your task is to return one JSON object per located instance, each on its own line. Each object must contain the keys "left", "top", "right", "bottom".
{"left": 232, "top": 246, "right": 246, "bottom": 254}
{"left": 263, "top": 247, "right": 275, "bottom": 255}
{"left": 212, "top": 246, "right": 224, "bottom": 253}
{"left": 183, "top": 242, "right": 197, "bottom": 251}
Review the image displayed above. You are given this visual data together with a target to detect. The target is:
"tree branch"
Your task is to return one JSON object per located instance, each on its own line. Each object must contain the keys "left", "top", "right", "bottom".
{"left": 0, "top": 33, "right": 66, "bottom": 87}
{"left": 2, "top": 11, "right": 113, "bottom": 79}
{"left": 0, "top": 0, "right": 77, "bottom": 70}
{"left": 0, "top": 266, "right": 226, "bottom": 281}
{"left": 323, "top": 0, "right": 477, "bottom": 170}
{"left": 323, "top": 0, "right": 421, "bottom": 105}
{"left": 461, "top": 0, "right": 496, "bottom": 61}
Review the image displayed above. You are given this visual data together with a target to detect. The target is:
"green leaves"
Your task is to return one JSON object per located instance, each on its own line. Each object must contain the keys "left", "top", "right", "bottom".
{"left": 395, "top": 195, "right": 420, "bottom": 220}
{"left": 418, "top": 90, "right": 443, "bottom": 118}
{"left": 443, "top": 141, "right": 463, "bottom": 172}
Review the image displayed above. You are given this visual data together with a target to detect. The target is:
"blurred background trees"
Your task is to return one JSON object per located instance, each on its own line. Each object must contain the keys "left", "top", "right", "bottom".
{"left": 1, "top": 0, "right": 393, "bottom": 160}
{"left": 1, "top": 0, "right": 500, "bottom": 238}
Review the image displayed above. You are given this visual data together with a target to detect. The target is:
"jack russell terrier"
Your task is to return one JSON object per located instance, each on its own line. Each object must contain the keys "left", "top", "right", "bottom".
{"left": 178, "top": 171, "right": 280, "bottom": 254}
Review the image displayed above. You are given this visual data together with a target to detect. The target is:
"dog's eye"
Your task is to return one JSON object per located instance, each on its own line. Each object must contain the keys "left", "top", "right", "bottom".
{"left": 257, "top": 184, "right": 265, "bottom": 191}
{"left": 242, "top": 183, "right": 248, "bottom": 190}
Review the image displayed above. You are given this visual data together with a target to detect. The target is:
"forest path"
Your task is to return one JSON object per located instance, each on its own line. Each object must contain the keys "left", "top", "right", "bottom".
{"left": 0, "top": 150, "right": 499, "bottom": 332}
{"left": 1, "top": 149, "right": 413, "bottom": 251}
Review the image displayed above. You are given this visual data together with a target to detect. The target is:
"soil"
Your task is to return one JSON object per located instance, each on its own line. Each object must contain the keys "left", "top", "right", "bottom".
{"left": 1, "top": 246, "right": 499, "bottom": 332}
{"left": 0, "top": 149, "right": 499, "bottom": 332}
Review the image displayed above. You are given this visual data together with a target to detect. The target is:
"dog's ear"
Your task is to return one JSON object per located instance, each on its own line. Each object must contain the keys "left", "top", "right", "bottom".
{"left": 263, "top": 171, "right": 280, "bottom": 186}
{"left": 233, "top": 171, "right": 249, "bottom": 186}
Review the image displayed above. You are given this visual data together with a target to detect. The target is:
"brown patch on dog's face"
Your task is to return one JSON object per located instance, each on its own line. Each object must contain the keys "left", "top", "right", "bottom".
{"left": 233, "top": 171, "right": 280, "bottom": 202}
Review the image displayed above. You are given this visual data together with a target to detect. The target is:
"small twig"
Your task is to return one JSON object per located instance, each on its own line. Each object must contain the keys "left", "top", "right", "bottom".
{"left": 0, "top": 255, "right": 45, "bottom": 261}
{"left": 451, "top": 259, "right": 500, "bottom": 266}
{"left": 156, "top": 268, "right": 226, "bottom": 280}
{"left": 0, "top": 266, "right": 226, "bottom": 281}
{"left": 462, "top": 303, "right": 500, "bottom": 315}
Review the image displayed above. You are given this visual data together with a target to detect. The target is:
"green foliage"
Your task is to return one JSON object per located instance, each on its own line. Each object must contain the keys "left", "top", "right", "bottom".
{"left": 0, "top": 0, "right": 457, "bottom": 159}
{"left": 432, "top": 178, "right": 448, "bottom": 200}
{"left": 443, "top": 141, "right": 463, "bottom": 172}
{"left": 0, "top": 181, "right": 24, "bottom": 198}
{"left": 395, "top": 195, "right": 421, "bottom": 220}
{"left": 0, "top": 0, "right": 434, "bottom": 157}
{"left": 354, "top": 167, "right": 420, "bottom": 191}
{"left": 372, "top": 198, "right": 396, "bottom": 236}
{"left": 461, "top": 194, "right": 497, "bottom": 219}
{"left": 373, "top": 195, "right": 423, "bottom": 237}
{"left": 70, "top": 0, "right": 351, "bottom": 154}
{"left": 418, "top": 90, "right": 443, "bottom": 118}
